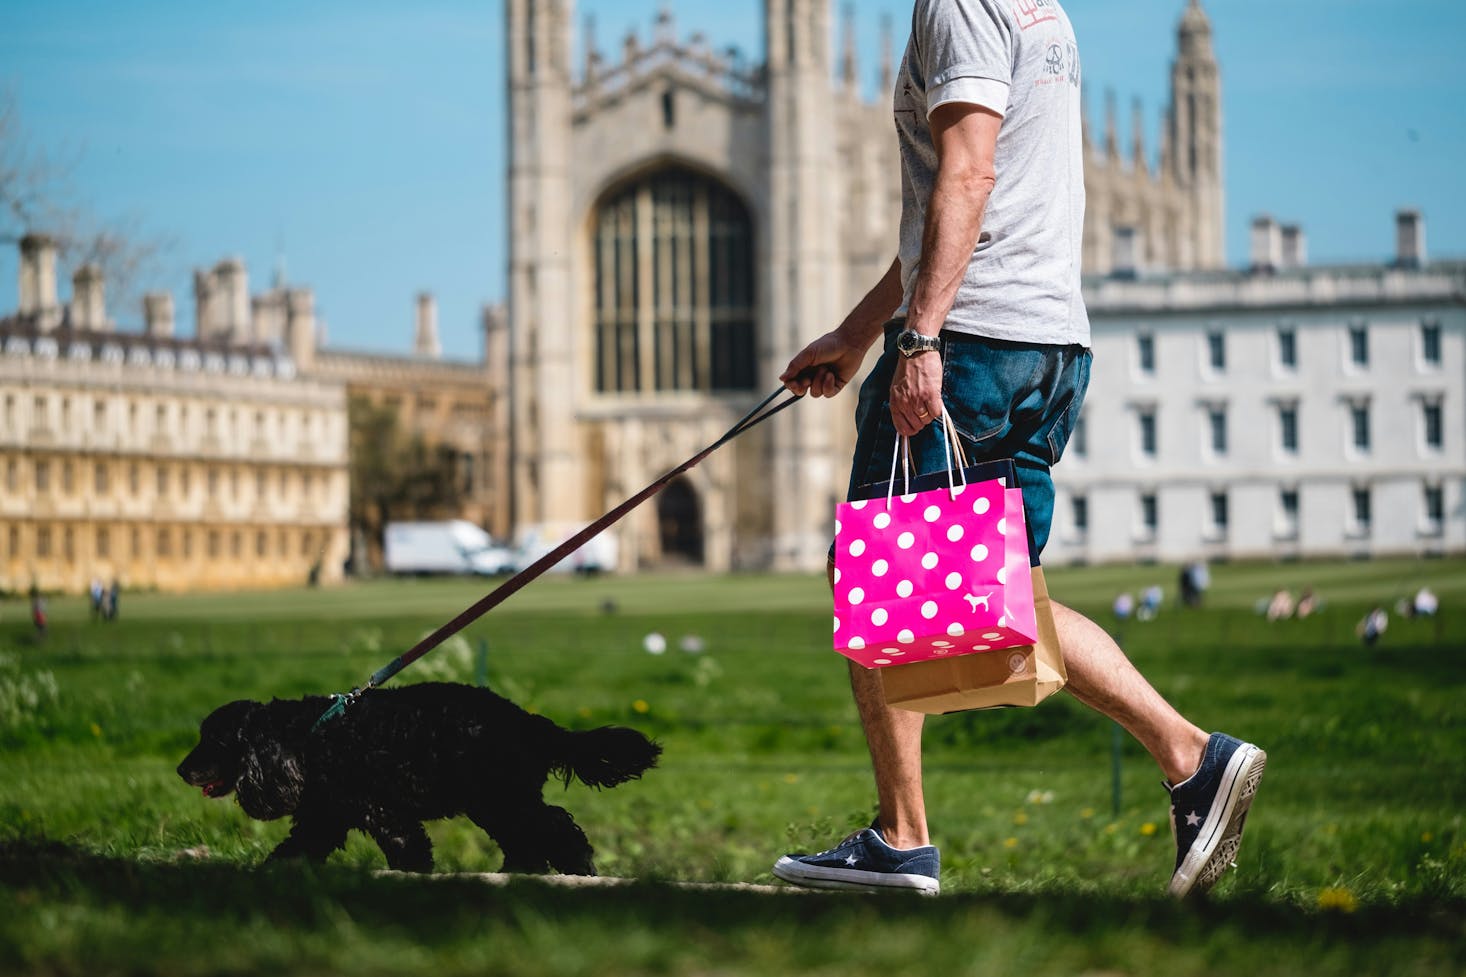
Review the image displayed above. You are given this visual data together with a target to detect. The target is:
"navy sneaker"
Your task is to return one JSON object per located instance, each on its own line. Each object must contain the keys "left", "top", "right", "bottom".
{"left": 1166, "top": 732, "right": 1267, "bottom": 898}
{"left": 773, "top": 824, "right": 940, "bottom": 895}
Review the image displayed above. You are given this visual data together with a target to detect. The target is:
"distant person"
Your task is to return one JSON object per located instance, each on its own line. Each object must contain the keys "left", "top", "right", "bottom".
{"left": 30, "top": 592, "right": 47, "bottom": 639}
{"left": 1295, "top": 588, "right": 1317, "bottom": 619}
{"left": 1139, "top": 585, "right": 1164, "bottom": 622}
{"left": 89, "top": 577, "right": 105, "bottom": 620}
{"left": 1266, "top": 589, "right": 1295, "bottom": 622}
{"left": 1112, "top": 592, "right": 1135, "bottom": 622}
{"left": 1357, "top": 606, "right": 1388, "bottom": 648}
{"left": 105, "top": 579, "right": 120, "bottom": 621}
{"left": 1413, "top": 586, "right": 1438, "bottom": 618}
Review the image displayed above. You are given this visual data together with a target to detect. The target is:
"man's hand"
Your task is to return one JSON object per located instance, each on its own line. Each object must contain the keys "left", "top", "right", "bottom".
{"left": 889, "top": 350, "right": 944, "bottom": 436}
{"left": 780, "top": 329, "right": 869, "bottom": 398}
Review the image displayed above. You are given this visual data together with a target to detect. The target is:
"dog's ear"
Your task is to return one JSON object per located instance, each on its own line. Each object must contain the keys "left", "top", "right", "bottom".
{"left": 234, "top": 702, "right": 306, "bottom": 821}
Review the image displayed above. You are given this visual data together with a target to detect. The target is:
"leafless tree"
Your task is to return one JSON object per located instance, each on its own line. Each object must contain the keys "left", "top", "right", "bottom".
{"left": 0, "top": 88, "right": 171, "bottom": 311}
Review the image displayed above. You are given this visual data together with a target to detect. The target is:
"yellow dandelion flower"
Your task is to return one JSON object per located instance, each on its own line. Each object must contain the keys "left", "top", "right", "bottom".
{"left": 578, "top": 707, "right": 592, "bottom": 719}
{"left": 1013, "top": 812, "right": 1029, "bottom": 826}
{"left": 1103, "top": 822, "right": 1119, "bottom": 835}
{"left": 632, "top": 699, "right": 650, "bottom": 714}
{"left": 90, "top": 723, "right": 102, "bottom": 738}
{"left": 782, "top": 773, "right": 799, "bottom": 785}
{"left": 1421, "top": 832, "right": 1434, "bottom": 843}
{"left": 1080, "top": 807, "right": 1095, "bottom": 819}
{"left": 1317, "top": 887, "right": 1358, "bottom": 913}
{"left": 1003, "top": 837, "right": 1018, "bottom": 849}
{"left": 1140, "top": 822, "right": 1158, "bottom": 837}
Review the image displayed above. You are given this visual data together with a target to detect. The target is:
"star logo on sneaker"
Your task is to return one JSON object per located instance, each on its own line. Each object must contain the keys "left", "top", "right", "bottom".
{"left": 844, "top": 854, "right": 858, "bottom": 866}
{"left": 1185, "top": 811, "right": 1202, "bottom": 827}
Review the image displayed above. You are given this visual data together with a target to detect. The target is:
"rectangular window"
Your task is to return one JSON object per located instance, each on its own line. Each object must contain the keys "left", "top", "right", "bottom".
{"left": 157, "top": 528, "right": 172, "bottom": 557}
{"left": 1138, "top": 410, "right": 1158, "bottom": 458}
{"left": 1071, "top": 413, "right": 1088, "bottom": 458}
{"left": 1352, "top": 487, "right": 1372, "bottom": 534}
{"left": 1207, "top": 331, "right": 1226, "bottom": 371}
{"left": 63, "top": 527, "right": 74, "bottom": 562}
{"left": 1140, "top": 493, "right": 1158, "bottom": 536}
{"left": 1421, "top": 320, "right": 1442, "bottom": 366}
{"left": 1277, "top": 327, "right": 1297, "bottom": 369}
{"left": 1349, "top": 323, "right": 1369, "bottom": 367}
{"left": 1279, "top": 404, "right": 1299, "bottom": 454}
{"left": 96, "top": 527, "right": 110, "bottom": 558}
{"left": 129, "top": 463, "right": 140, "bottom": 495}
{"left": 208, "top": 531, "right": 220, "bottom": 558}
{"left": 1210, "top": 492, "right": 1229, "bottom": 534}
{"left": 95, "top": 463, "right": 108, "bottom": 493}
{"left": 35, "top": 460, "right": 49, "bottom": 491}
{"left": 1208, "top": 407, "right": 1228, "bottom": 455}
{"left": 1351, "top": 403, "right": 1371, "bottom": 452}
{"left": 1137, "top": 333, "right": 1155, "bottom": 374}
{"left": 1424, "top": 483, "right": 1444, "bottom": 534}
{"left": 1072, "top": 495, "right": 1089, "bottom": 534}
{"left": 1423, "top": 401, "right": 1444, "bottom": 450}
{"left": 61, "top": 461, "right": 74, "bottom": 494}
{"left": 6, "top": 459, "right": 16, "bottom": 492}
{"left": 36, "top": 527, "right": 51, "bottom": 558}
{"left": 1279, "top": 489, "right": 1300, "bottom": 539}
{"left": 156, "top": 465, "right": 169, "bottom": 496}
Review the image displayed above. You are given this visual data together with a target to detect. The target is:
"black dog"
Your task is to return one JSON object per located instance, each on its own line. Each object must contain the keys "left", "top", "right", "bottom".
{"left": 177, "top": 682, "right": 660, "bottom": 875}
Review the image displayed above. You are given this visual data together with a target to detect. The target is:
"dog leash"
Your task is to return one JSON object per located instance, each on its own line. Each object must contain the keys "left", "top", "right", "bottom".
{"left": 313, "top": 385, "right": 803, "bottom": 730}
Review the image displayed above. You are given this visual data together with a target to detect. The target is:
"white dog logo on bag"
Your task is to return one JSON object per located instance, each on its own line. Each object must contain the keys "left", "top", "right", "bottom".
{"left": 964, "top": 592, "right": 993, "bottom": 614}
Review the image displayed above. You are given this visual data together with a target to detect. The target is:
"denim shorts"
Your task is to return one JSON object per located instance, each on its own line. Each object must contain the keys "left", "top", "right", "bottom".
{"left": 843, "top": 324, "right": 1091, "bottom": 556}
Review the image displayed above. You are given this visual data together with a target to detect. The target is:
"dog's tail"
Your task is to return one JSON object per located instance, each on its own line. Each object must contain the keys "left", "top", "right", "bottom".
{"left": 555, "top": 726, "right": 662, "bottom": 789}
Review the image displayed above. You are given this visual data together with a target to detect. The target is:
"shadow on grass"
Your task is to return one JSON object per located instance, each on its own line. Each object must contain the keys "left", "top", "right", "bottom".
{"left": 4, "top": 839, "right": 1462, "bottom": 948}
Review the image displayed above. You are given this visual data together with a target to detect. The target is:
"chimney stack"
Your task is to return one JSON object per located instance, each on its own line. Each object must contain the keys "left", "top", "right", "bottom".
{"left": 1395, "top": 209, "right": 1426, "bottom": 268}
{"left": 284, "top": 288, "right": 317, "bottom": 372}
{"left": 215, "top": 258, "right": 250, "bottom": 344}
{"left": 414, "top": 291, "right": 442, "bottom": 358}
{"left": 1250, "top": 215, "right": 1281, "bottom": 274}
{"left": 143, "top": 292, "right": 175, "bottom": 337}
{"left": 71, "top": 264, "right": 107, "bottom": 330}
{"left": 1280, "top": 224, "right": 1307, "bottom": 270}
{"left": 18, "top": 234, "right": 61, "bottom": 330}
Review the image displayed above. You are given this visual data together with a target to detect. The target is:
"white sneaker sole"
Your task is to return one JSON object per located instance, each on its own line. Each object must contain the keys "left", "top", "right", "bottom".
{"left": 1169, "top": 744, "right": 1267, "bottom": 898}
{"left": 772, "top": 856, "right": 940, "bottom": 895}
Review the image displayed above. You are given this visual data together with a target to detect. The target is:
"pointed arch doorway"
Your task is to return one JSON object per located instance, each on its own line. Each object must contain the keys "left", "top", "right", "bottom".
{"left": 657, "top": 477, "right": 704, "bottom": 566}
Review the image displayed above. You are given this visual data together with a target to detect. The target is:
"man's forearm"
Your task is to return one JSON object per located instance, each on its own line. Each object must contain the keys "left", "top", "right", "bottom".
{"left": 905, "top": 161, "right": 994, "bottom": 337}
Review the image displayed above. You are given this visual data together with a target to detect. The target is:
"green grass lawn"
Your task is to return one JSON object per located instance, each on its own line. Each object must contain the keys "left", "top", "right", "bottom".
{"left": 2, "top": 558, "right": 1464, "bottom": 976}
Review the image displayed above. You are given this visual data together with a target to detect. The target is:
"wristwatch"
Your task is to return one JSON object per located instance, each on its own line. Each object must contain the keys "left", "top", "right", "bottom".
{"left": 896, "top": 329, "right": 941, "bottom": 358}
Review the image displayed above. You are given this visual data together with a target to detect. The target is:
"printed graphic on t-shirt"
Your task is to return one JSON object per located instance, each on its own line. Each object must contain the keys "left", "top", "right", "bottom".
{"left": 1035, "top": 41, "right": 1080, "bottom": 90}
{"left": 1012, "top": 0, "right": 1059, "bottom": 31}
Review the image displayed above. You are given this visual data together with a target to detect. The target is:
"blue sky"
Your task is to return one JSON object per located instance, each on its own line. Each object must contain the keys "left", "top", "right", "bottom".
{"left": 2, "top": 0, "right": 1463, "bottom": 359}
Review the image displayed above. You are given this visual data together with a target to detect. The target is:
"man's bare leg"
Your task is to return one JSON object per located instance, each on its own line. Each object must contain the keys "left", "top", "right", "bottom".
{"left": 847, "top": 662, "right": 930, "bottom": 848}
{"left": 1051, "top": 599, "right": 1208, "bottom": 784}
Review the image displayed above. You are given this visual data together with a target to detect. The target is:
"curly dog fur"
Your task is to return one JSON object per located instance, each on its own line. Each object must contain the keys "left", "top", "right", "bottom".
{"left": 177, "top": 682, "right": 661, "bottom": 874}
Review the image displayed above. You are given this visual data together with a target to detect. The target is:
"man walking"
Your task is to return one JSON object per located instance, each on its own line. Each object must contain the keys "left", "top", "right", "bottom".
{"left": 773, "top": 0, "right": 1264, "bottom": 897}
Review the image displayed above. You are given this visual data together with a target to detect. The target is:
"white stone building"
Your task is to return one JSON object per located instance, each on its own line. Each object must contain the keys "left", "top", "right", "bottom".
{"left": 1052, "top": 211, "right": 1465, "bottom": 564}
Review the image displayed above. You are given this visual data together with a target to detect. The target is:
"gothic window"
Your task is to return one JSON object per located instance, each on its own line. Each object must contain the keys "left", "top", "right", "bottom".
{"left": 594, "top": 167, "right": 756, "bottom": 396}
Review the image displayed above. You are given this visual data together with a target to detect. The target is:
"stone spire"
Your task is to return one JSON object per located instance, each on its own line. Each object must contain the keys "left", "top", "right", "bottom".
{"left": 840, "top": 4, "right": 857, "bottom": 92}
{"left": 414, "top": 292, "right": 441, "bottom": 358}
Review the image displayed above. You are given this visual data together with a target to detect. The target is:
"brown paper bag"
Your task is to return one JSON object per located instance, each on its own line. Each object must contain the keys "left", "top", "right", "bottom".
{"left": 880, "top": 567, "right": 1066, "bottom": 714}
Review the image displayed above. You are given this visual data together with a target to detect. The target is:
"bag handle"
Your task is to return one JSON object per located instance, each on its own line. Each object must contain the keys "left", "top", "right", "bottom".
{"left": 884, "top": 408, "right": 969, "bottom": 507}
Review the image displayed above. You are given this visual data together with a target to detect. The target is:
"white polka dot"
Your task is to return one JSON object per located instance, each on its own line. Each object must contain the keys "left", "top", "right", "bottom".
{"left": 848, "top": 588, "right": 865, "bottom": 605}
{"left": 972, "top": 644, "right": 991, "bottom": 652}
{"left": 873, "top": 512, "right": 891, "bottom": 530}
{"left": 932, "top": 640, "right": 952, "bottom": 648}
{"left": 849, "top": 636, "right": 866, "bottom": 650}
{"left": 883, "top": 647, "right": 901, "bottom": 655}
{"left": 900, "top": 493, "right": 917, "bottom": 504}
{"left": 897, "top": 629, "right": 915, "bottom": 643}
{"left": 896, "top": 580, "right": 914, "bottom": 599}
{"left": 889, "top": 650, "right": 905, "bottom": 656}
{"left": 833, "top": 568, "right": 842, "bottom": 584}
{"left": 872, "top": 608, "right": 889, "bottom": 627}
{"left": 851, "top": 500, "right": 868, "bottom": 510}
{"left": 935, "top": 648, "right": 951, "bottom": 655}
{"left": 996, "top": 566, "right": 1007, "bottom": 585}
{"left": 921, "top": 552, "right": 939, "bottom": 570}
{"left": 973, "top": 497, "right": 991, "bottom": 515}
{"left": 947, "top": 623, "right": 965, "bottom": 637}
{"left": 997, "top": 517, "right": 1008, "bottom": 535}
{"left": 982, "top": 632, "right": 1002, "bottom": 640}
{"left": 951, "top": 485, "right": 966, "bottom": 497}
{"left": 923, "top": 505, "right": 941, "bottom": 523}
{"left": 833, "top": 616, "right": 840, "bottom": 633}
{"left": 872, "top": 559, "right": 889, "bottom": 577}
{"left": 970, "top": 544, "right": 989, "bottom": 563}
{"left": 897, "top": 531, "right": 915, "bottom": 550}
{"left": 849, "top": 539, "right": 867, "bottom": 558}
{"left": 945, "top": 572, "right": 963, "bottom": 590}
{"left": 947, "top": 524, "right": 964, "bottom": 543}
{"left": 997, "top": 615, "right": 1007, "bottom": 627}
{"left": 874, "top": 658, "right": 891, "bottom": 665}
{"left": 921, "top": 601, "right": 939, "bottom": 619}
{"left": 834, "top": 519, "right": 842, "bottom": 535}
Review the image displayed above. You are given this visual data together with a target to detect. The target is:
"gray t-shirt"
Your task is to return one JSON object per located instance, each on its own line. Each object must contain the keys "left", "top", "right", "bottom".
{"left": 894, "top": 0, "right": 1090, "bottom": 346}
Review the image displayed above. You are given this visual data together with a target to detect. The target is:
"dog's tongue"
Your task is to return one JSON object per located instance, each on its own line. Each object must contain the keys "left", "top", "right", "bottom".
{"left": 202, "top": 781, "right": 224, "bottom": 798}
